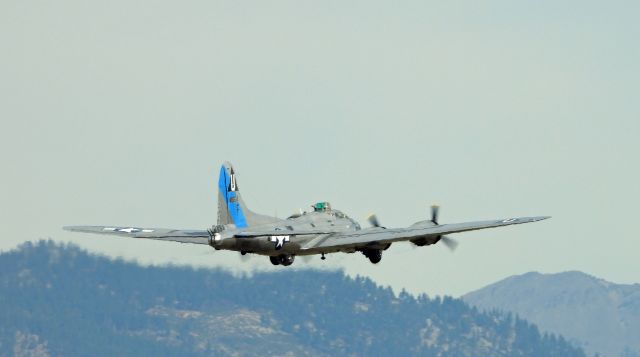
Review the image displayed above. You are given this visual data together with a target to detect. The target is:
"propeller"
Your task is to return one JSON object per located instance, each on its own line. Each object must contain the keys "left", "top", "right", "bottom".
{"left": 431, "top": 204, "right": 440, "bottom": 224}
{"left": 430, "top": 204, "right": 458, "bottom": 252}
{"left": 440, "top": 236, "right": 458, "bottom": 251}
{"left": 368, "top": 214, "right": 382, "bottom": 228}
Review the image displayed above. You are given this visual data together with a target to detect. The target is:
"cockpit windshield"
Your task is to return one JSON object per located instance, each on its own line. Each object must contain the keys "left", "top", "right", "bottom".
{"left": 311, "top": 202, "right": 350, "bottom": 219}
{"left": 312, "top": 202, "right": 331, "bottom": 212}
{"left": 309, "top": 202, "right": 358, "bottom": 228}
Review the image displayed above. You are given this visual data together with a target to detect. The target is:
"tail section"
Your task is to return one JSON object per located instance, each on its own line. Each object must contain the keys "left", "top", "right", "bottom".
{"left": 217, "top": 162, "right": 279, "bottom": 228}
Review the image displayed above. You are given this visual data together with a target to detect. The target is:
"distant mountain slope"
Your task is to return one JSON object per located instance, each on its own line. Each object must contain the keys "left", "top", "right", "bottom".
{"left": 0, "top": 241, "right": 584, "bottom": 357}
{"left": 463, "top": 271, "right": 640, "bottom": 357}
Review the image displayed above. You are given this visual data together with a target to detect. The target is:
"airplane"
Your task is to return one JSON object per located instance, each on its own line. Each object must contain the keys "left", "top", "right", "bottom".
{"left": 64, "top": 162, "right": 550, "bottom": 266}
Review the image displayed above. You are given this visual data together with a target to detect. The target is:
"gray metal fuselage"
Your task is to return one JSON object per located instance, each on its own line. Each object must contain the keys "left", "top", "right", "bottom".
{"left": 215, "top": 210, "right": 364, "bottom": 256}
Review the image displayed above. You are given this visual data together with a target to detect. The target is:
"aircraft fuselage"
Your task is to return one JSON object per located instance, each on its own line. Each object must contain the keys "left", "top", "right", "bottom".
{"left": 213, "top": 210, "right": 366, "bottom": 256}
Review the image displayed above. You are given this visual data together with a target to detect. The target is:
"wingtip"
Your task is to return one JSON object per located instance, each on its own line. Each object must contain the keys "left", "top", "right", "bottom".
{"left": 62, "top": 226, "right": 86, "bottom": 232}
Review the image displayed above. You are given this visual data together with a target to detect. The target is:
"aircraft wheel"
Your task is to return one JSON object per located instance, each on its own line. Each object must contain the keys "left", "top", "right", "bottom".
{"left": 367, "top": 250, "right": 382, "bottom": 264}
{"left": 279, "top": 254, "right": 295, "bottom": 266}
{"left": 269, "top": 256, "right": 280, "bottom": 265}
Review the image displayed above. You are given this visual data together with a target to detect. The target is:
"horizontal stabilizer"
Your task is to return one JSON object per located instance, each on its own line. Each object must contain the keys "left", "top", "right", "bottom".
{"left": 63, "top": 226, "right": 210, "bottom": 245}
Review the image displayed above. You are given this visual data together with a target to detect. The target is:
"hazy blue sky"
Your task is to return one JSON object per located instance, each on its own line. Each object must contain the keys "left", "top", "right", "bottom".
{"left": 1, "top": 0, "right": 638, "bottom": 296}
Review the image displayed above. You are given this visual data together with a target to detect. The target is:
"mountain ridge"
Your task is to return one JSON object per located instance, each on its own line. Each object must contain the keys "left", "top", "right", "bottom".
{"left": 463, "top": 271, "right": 640, "bottom": 357}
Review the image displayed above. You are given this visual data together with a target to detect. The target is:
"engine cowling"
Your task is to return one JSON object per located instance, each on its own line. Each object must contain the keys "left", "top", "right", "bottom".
{"left": 410, "top": 236, "right": 441, "bottom": 247}
{"left": 207, "top": 225, "right": 225, "bottom": 248}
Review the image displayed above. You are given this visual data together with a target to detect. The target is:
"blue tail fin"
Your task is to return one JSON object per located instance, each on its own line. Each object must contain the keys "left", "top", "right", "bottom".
{"left": 217, "top": 162, "right": 279, "bottom": 228}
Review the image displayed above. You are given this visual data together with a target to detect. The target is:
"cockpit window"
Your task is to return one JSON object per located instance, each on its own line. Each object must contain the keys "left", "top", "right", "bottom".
{"left": 313, "top": 202, "right": 331, "bottom": 212}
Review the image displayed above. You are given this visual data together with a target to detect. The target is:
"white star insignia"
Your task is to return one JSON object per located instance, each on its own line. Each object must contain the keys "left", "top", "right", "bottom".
{"left": 103, "top": 227, "right": 154, "bottom": 234}
{"left": 269, "top": 235, "right": 290, "bottom": 250}
{"left": 118, "top": 227, "right": 140, "bottom": 233}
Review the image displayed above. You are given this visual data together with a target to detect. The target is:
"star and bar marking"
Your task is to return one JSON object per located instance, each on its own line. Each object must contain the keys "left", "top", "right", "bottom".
{"left": 269, "top": 235, "right": 290, "bottom": 250}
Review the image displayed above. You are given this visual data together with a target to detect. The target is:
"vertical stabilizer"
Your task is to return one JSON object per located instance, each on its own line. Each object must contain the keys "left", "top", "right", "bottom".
{"left": 217, "top": 162, "right": 279, "bottom": 228}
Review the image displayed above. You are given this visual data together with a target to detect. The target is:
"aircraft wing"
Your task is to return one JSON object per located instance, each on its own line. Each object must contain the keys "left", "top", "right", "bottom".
{"left": 234, "top": 229, "right": 340, "bottom": 237}
{"left": 301, "top": 216, "right": 550, "bottom": 251}
{"left": 63, "top": 226, "right": 210, "bottom": 245}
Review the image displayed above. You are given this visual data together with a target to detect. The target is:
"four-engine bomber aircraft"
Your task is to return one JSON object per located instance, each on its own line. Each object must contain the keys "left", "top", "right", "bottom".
{"left": 65, "top": 162, "right": 549, "bottom": 266}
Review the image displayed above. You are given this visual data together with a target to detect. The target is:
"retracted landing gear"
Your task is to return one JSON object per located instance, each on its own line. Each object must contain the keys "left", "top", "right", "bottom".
{"left": 362, "top": 249, "right": 382, "bottom": 264}
{"left": 269, "top": 254, "right": 295, "bottom": 266}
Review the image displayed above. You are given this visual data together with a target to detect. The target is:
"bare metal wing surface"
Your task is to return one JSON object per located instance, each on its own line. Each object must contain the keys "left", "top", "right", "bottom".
{"left": 301, "top": 216, "right": 549, "bottom": 251}
{"left": 63, "top": 226, "right": 210, "bottom": 245}
{"left": 234, "top": 230, "right": 341, "bottom": 237}
{"left": 64, "top": 161, "right": 550, "bottom": 266}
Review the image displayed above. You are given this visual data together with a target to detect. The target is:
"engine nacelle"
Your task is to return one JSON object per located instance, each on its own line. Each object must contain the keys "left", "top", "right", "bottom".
{"left": 410, "top": 236, "right": 441, "bottom": 247}
{"left": 410, "top": 220, "right": 437, "bottom": 228}
{"left": 207, "top": 225, "right": 225, "bottom": 248}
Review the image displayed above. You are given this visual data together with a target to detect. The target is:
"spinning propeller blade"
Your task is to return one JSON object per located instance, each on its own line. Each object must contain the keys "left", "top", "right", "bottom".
{"left": 440, "top": 236, "right": 458, "bottom": 251}
{"left": 431, "top": 205, "right": 440, "bottom": 224}
{"left": 368, "top": 214, "right": 382, "bottom": 228}
{"left": 431, "top": 204, "right": 458, "bottom": 251}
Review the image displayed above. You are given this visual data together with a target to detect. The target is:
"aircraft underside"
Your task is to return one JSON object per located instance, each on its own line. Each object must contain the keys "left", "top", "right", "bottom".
{"left": 265, "top": 250, "right": 382, "bottom": 266}
{"left": 234, "top": 241, "right": 393, "bottom": 266}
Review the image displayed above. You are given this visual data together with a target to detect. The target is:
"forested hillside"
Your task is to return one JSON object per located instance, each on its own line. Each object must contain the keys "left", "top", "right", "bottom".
{"left": 0, "top": 241, "right": 584, "bottom": 356}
